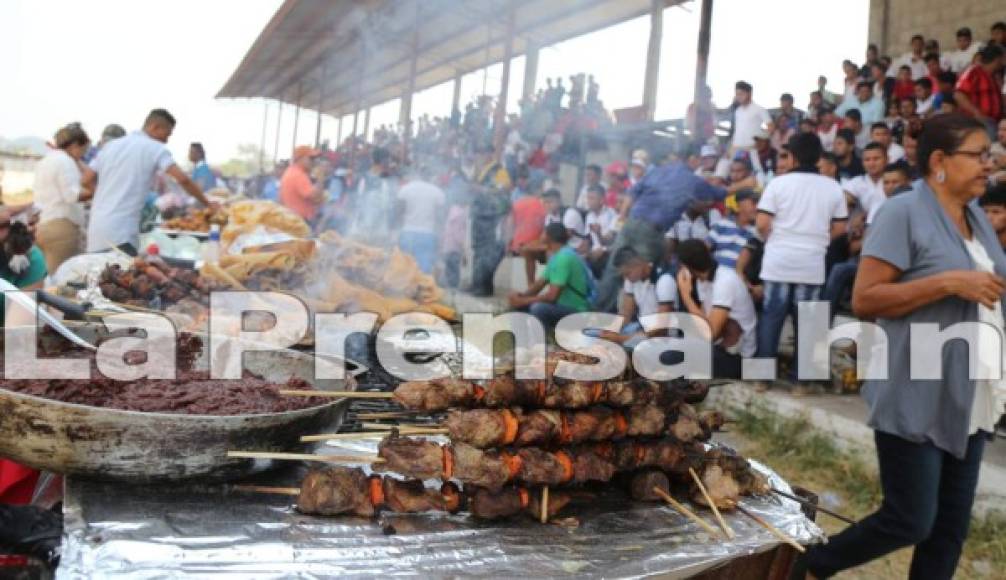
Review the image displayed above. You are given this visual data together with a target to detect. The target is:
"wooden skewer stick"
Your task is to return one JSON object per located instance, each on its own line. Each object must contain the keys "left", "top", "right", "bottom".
{"left": 226, "top": 451, "right": 384, "bottom": 464}
{"left": 770, "top": 488, "right": 856, "bottom": 525}
{"left": 736, "top": 504, "right": 806, "bottom": 553}
{"left": 359, "top": 422, "right": 445, "bottom": 431}
{"left": 651, "top": 487, "right": 722, "bottom": 539}
{"left": 541, "top": 486, "right": 549, "bottom": 524}
{"left": 233, "top": 485, "right": 300, "bottom": 496}
{"left": 688, "top": 467, "right": 736, "bottom": 540}
{"left": 300, "top": 428, "right": 449, "bottom": 443}
{"left": 279, "top": 390, "right": 395, "bottom": 399}
{"left": 356, "top": 411, "right": 422, "bottom": 420}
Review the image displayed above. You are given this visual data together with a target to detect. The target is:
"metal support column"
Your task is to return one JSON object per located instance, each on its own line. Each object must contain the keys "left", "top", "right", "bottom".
{"left": 522, "top": 40, "right": 539, "bottom": 102}
{"left": 272, "top": 100, "right": 283, "bottom": 164}
{"left": 291, "top": 82, "right": 303, "bottom": 149}
{"left": 315, "top": 65, "right": 327, "bottom": 147}
{"left": 400, "top": 0, "right": 421, "bottom": 145}
{"left": 259, "top": 100, "right": 269, "bottom": 172}
{"left": 492, "top": 2, "right": 516, "bottom": 155}
{"left": 642, "top": 0, "right": 663, "bottom": 121}
{"left": 362, "top": 108, "right": 371, "bottom": 140}
{"left": 451, "top": 72, "right": 463, "bottom": 117}
{"left": 337, "top": 116, "right": 344, "bottom": 146}
{"left": 694, "top": 0, "right": 713, "bottom": 104}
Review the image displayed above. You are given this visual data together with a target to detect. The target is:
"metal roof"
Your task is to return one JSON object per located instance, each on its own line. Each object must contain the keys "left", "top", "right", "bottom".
{"left": 217, "top": 0, "right": 689, "bottom": 115}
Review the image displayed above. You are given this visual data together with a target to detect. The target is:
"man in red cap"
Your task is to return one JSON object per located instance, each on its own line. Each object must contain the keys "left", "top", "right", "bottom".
{"left": 279, "top": 145, "right": 326, "bottom": 222}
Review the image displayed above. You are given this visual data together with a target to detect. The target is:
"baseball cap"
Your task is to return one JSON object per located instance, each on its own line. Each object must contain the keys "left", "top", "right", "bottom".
{"left": 753, "top": 126, "right": 770, "bottom": 141}
{"left": 605, "top": 160, "right": 627, "bottom": 176}
{"left": 293, "top": 145, "right": 320, "bottom": 160}
{"left": 700, "top": 144, "right": 719, "bottom": 158}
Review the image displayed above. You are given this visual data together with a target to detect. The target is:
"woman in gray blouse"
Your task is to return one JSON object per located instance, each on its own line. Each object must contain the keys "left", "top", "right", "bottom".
{"left": 800, "top": 114, "right": 1003, "bottom": 578}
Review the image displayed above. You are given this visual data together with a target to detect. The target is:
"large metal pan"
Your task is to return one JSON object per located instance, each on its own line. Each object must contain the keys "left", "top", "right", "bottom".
{"left": 0, "top": 323, "right": 365, "bottom": 482}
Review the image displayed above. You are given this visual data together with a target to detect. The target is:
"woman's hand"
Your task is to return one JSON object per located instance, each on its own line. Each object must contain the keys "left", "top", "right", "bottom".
{"left": 941, "top": 270, "right": 1006, "bottom": 309}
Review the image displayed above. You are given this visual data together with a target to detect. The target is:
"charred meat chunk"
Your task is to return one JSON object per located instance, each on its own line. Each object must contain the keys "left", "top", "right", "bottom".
{"left": 629, "top": 469, "right": 670, "bottom": 502}
{"left": 452, "top": 443, "right": 511, "bottom": 491}
{"left": 297, "top": 466, "right": 374, "bottom": 517}
{"left": 376, "top": 434, "right": 444, "bottom": 480}
{"left": 394, "top": 378, "right": 474, "bottom": 411}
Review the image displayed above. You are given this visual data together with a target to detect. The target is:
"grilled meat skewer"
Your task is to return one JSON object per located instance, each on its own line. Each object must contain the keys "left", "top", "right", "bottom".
{"left": 393, "top": 377, "right": 710, "bottom": 412}
{"left": 373, "top": 433, "right": 694, "bottom": 491}
{"left": 293, "top": 465, "right": 569, "bottom": 521}
{"left": 445, "top": 403, "right": 723, "bottom": 449}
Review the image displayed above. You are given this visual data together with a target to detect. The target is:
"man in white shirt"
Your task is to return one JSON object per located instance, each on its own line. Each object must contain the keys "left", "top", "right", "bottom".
{"left": 84, "top": 109, "right": 211, "bottom": 252}
{"left": 675, "top": 239, "right": 757, "bottom": 378}
{"left": 542, "top": 189, "right": 587, "bottom": 252}
{"left": 694, "top": 144, "right": 731, "bottom": 181}
{"left": 604, "top": 246, "right": 677, "bottom": 349}
{"left": 730, "top": 81, "right": 773, "bottom": 150}
{"left": 583, "top": 185, "right": 618, "bottom": 275}
{"left": 945, "top": 27, "right": 983, "bottom": 73}
{"left": 868, "top": 123, "right": 905, "bottom": 163}
{"left": 914, "top": 78, "right": 935, "bottom": 115}
{"left": 755, "top": 133, "right": 847, "bottom": 364}
{"left": 892, "top": 34, "right": 928, "bottom": 79}
{"left": 397, "top": 167, "right": 446, "bottom": 273}
{"left": 574, "top": 164, "right": 603, "bottom": 209}
{"left": 841, "top": 142, "right": 888, "bottom": 224}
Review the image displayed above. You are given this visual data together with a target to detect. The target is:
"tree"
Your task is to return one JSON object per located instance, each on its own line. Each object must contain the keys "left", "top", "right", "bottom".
{"left": 217, "top": 143, "right": 267, "bottom": 178}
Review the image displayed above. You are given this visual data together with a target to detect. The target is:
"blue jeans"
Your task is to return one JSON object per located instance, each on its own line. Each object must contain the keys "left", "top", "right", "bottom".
{"left": 756, "top": 281, "right": 821, "bottom": 360}
{"left": 398, "top": 231, "right": 438, "bottom": 274}
{"left": 822, "top": 257, "right": 859, "bottom": 321}
{"left": 525, "top": 302, "right": 579, "bottom": 329}
{"left": 806, "top": 431, "right": 985, "bottom": 579}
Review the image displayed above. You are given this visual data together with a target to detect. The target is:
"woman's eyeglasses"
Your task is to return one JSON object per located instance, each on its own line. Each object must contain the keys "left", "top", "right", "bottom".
{"left": 952, "top": 149, "right": 992, "bottom": 163}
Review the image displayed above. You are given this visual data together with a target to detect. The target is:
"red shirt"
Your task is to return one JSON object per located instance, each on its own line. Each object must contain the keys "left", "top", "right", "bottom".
{"left": 279, "top": 164, "right": 319, "bottom": 220}
{"left": 955, "top": 65, "right": 1003, "bottom": 119}
{"left": 510, "top": 196, "right": 546, "bottom": 251}
{"left": 893, "top": 80, "right": 916, "bottom": 101}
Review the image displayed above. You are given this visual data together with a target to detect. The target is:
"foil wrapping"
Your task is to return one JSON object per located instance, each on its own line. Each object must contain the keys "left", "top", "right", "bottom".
{"left": 59, "top": 437, "right": 824, "bottom": 578}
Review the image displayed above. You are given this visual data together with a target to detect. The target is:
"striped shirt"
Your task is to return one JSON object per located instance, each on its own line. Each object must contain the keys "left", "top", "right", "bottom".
{"left": 707, "top": 218, "right": 755, "bottom": 268}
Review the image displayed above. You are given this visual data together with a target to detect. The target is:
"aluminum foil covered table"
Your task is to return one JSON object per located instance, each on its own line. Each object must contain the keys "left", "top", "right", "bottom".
{"left": 59, "top": 438, "right": 824, "bottom": 579}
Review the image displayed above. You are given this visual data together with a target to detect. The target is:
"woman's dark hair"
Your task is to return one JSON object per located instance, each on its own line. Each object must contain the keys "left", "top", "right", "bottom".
{"left": 676, "top": 239, "right": 715, "bottom": 274}
{"left": 54, "top": 123, "right": 90, "bottom": 149}
{"left": 916, "top": 114, "right": 987, "bottom": 176}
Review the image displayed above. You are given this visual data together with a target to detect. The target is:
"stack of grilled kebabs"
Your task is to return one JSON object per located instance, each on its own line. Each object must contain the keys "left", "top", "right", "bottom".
{"left": 280, "top": 353, "right": 770, "bottom": 522}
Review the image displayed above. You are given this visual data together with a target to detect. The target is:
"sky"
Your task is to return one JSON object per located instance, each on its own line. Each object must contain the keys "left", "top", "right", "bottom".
{"left": 0, "top": 0, "right": 868, "bottom": 167}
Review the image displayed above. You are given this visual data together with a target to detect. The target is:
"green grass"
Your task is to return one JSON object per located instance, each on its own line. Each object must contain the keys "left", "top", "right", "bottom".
{"left": 730, "top": 402, "right": 1006, "bottom": 579}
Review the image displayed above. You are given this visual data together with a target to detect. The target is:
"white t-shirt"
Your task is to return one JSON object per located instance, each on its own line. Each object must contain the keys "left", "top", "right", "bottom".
{"left": 887, "top": 143, "right": 905, "bottom": 163}
{"left": 731, "top": 102, "right": 772, "bottom": 149}
{"left": 891, "top": 52, "right": 928, "bottom": 80}
{"left": 546, "top": 207, "right": 587, "bottom": 249}
{"left": 946, "top": 43, "right": 983, "bottom": 74}
{"left": 87, "top": 131, "right": 175, "bottom": 252}
{"left": 666, "top": 214, "right": 710, "bottom": 241}
{"left": 696, "top": 266, "right": 758, "bottom": 357}
{"left": 757, "top": 171, "right": 848, "bottom": 285}
{"left": 584, "top": 206, "right": 618, "bottom": 249}
{"left": 623, "top": 271, "right": 677, "bottom": 318}
{"left": 916, "top": 94, "right": 935, "bottom": 115}
{"left": 33, "top": 149, "right": 85, "bottom": 227}
{"left": 842, "top": 174, "right": 885, "bottom": 222}
{"left": 397, "top": 179, "right": 445, "bottom": 234}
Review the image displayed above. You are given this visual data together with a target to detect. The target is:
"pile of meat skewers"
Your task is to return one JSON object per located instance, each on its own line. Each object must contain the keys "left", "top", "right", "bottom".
{"left": 249, "top": 353, "right": 774, "bottom": 523}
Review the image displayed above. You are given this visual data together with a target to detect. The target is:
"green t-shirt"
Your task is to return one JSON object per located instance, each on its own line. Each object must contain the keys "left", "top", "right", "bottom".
{"left": 0, "top": 246, "right": 48, "bottom": 288}
{"left": 0, "top": 246, "right": 48, "bottom": 324}
{"left": 543, "top": 248, "right": 591, "bottom": 312}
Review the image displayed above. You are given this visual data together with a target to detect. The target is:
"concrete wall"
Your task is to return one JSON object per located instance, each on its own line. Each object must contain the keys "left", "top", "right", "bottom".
{"left": 869, "top": 0, "right": 1002, "bottom": 56}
